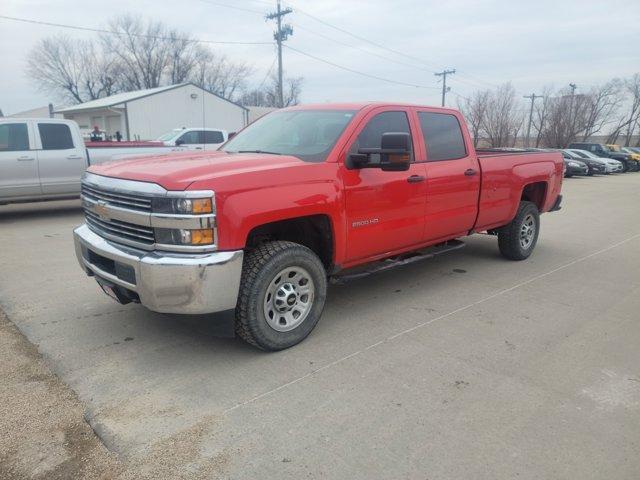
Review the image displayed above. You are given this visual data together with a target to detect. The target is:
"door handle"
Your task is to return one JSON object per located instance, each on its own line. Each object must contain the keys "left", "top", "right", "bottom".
{"left": 17, "top": 156, "right": 34, "bottom": 161}
{"left": 67, "top": 155, "right": 83, "bottom": 160}
{"left": 195, "top": 147, "right": 203, "bottom": 150}
{"left": 407, "top": 175, "right": 426, "bottom": 183}
{"left": 464, "top": 168, "right": 477, "bottom": 176}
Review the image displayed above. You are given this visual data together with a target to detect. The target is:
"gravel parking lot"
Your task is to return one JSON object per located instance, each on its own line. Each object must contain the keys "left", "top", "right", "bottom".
{"left": 1, "top": 174, "right": 639, "bottom": 479}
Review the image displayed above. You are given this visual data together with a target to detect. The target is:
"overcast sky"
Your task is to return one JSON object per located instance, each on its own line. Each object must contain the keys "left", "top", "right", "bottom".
{"left": 1, "top": 0, "right": 639, "bottom": 114}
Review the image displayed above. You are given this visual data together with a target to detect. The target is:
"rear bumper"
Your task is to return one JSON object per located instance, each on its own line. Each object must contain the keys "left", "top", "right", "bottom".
{"left": 549, "top": 194, "right": 563, "bottom": 212}
{"left": 74, "top": 224, "right": 243, "bottom": 314}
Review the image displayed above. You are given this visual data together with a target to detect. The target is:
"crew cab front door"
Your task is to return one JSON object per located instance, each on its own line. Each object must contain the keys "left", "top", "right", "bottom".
{"left": 176, "top": 130, "right": 204, "bottom": 150}
{"left": 342, "top": 109, "right": 427, "bottom": 263}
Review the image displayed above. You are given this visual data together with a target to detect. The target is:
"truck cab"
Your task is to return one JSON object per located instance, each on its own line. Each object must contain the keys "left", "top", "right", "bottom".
{"left": 156, "top": 128, "right": 228, "bottom": 150}
{"left": 0, "top": 118, "right": 87, "bottom": 203}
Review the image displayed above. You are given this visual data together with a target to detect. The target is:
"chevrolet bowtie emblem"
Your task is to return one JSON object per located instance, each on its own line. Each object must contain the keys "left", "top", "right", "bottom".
{"left": 94, "top": 201, "right": 110, "bottom": 220}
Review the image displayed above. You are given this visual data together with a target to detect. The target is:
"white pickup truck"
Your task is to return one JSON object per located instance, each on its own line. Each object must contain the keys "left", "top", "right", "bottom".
{"left": 0, "top": 119, "right": 226, "bottom": 205}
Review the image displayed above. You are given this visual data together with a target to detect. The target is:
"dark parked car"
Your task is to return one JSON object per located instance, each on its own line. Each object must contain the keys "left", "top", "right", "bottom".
{"left": 564, "top": 158, "right": 589, "bottom": 177}
{"left": 567, "top": 142, "right": 638, "bottom": 172}
{"left": 561, "top": 150, "right": 606, "bottom": 175}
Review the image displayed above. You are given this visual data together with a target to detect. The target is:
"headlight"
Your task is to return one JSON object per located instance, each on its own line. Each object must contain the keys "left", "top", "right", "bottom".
{"left": 152, "top": 197, "right": 214, "bottom": 214}
{"left": 568, "top": 162, "right": 580, "bottom": 167}
{"left": 155, "top": 227, "right": 215, "bottom": 245}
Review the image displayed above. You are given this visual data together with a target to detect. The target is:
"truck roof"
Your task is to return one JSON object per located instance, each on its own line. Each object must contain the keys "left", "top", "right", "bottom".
{"left": 282, "top": 102, "right": 460, "bottom": 113}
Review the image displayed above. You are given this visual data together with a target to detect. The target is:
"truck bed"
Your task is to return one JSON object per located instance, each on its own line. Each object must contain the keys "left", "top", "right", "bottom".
{"left": 474, "top": 150, "right": 563, "bottom": 232}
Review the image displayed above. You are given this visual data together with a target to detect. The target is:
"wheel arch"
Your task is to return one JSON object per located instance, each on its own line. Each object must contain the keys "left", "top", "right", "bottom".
{"left": 245, "top": 214, "right": 335, "bottom": 269}
{"left": 520, "top": 181, "right": 548, "bottom": 211}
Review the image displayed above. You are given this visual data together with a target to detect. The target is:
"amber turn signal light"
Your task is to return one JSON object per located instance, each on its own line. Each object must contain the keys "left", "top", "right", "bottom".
{"left": 191, "top": 228, "right": 215, "bottom": 245}
{"left": 192, "top": 198, "right": 213, "bottom": 214}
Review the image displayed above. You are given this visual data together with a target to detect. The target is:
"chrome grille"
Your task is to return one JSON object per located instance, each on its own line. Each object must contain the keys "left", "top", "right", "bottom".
{"left": 81, "top": 184, "right": 152, "bottom": 212}
{"left": 84, "top": 210, "right": 155, "bottom": 246}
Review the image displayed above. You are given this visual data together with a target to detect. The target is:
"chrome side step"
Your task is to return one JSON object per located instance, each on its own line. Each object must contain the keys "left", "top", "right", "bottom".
{"left": 330, "top": 239, "right": 465, "bottom": 285}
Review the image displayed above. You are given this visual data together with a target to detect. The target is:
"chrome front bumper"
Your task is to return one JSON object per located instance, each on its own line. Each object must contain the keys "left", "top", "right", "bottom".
{"left": 74, "top": 224, "right": 243, "bottom": 314}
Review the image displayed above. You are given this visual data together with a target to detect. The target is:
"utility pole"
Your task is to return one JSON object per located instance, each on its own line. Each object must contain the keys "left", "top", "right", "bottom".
{"left": 568, "top": 82, "right": 577, "bottom": 135}
{"left": 434, "top": 69, "right": 456, "bottom": 107}
{"left": 523, "top": 93, "right": 543, "bottom": 148}
{"left": 266, "top": 0, "right": 293, "bottom": 108}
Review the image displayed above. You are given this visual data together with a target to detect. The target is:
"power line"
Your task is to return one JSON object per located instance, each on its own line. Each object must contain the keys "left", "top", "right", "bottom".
{"left": 194, "top": 0, "right": 264, "bottom": 15}
{"left": 284, "top": 45, "right": 439, "bottom": 90}
{"left": 291, "top": 23, "right": 439, "bottom": 74}
{"left": 0, "top": 14, "right": 272, "bottom": 45}
{"left": 282, "top": 2, "right": 507, "bottom": 92}
{"left": 258, "top": 56, "right": 277, "bottom": 90}
{"left": 284, "top": 2, "right": 439, "bottom": 69}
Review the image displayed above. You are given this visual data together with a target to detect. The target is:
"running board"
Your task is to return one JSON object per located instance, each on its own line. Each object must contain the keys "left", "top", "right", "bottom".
{"left": 330, "top": 240, "right": 465, "bottom": 285}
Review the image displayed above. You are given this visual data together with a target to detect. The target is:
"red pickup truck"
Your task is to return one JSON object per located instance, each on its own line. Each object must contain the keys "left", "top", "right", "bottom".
{"left": 74, "top": 103, "right": 563, "bottom": 350}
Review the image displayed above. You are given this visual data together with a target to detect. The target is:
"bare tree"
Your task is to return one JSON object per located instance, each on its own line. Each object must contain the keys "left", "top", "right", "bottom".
{"left": 458, "top": 89, "right": 490, "bottom": 147}
{"left": 606, "top": 74, "right": 640, "bottom": 145}
{"left": 531, "top": 86, "right": 554, "bottom": 147}
{"left": 580, "top": 80, "right": 623, "bottom": 140}
{"left": 100, "top": 15, "right": 172, "bottom": 90}
{"left": 27, "top": 14, "right": 259, "bottom": 104}
{"left": 27, "top": 34, "right": 122, "bottom": 104}
{"left": 240, "top": 75, "right": 303, "bottom": 107}
{"left": 191, "top": 51, "right": 253, "bottom": 101}
{"left": 482, "top": 83, "right": 523, "bottom": 147}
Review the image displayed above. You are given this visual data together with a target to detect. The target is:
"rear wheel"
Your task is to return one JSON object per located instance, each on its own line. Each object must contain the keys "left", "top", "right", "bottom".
{"left": 235, "top": 241, "right": 327, "bottom": 351}
{"left": 497, "top": 201, "right": 540, "bottom": 261}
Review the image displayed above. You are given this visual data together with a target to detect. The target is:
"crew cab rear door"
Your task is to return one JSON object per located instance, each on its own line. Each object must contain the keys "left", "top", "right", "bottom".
{"left": 0, "top": 121, "right": 40, "bottom": 199}
{"left": 415, "top": 109, "right": 481, "bottom": 241}
{"left": 35, "top": 121, "right": 87, "bottom": 195}
{"left": 342, "top": 107, "right": 427, "bottom": 263}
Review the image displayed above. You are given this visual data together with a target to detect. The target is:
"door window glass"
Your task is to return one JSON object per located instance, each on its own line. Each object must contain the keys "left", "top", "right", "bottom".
{"left": 178, "top": 131, "right": 201, "bottom": 144}
{"left": 38, "top": 123, "right": 74, "bottom": 150}
{"left": 353, "top": 111, "right": 412, "bottom": 164}
{"left": 203, "top": 131, "right": 224, "bottom": 144}
{"left": 0, "top": 123, "right": 29, "bottom": 151}
{"left": 418, "top": 112, "right": 467, "bottom": 161}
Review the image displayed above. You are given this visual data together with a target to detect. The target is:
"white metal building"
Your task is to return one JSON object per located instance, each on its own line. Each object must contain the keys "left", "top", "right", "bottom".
{"left": 9, "top": 104, "right": 62, "bottom": 119}
{"left": 55, "top": 83, "right": 248, "bottom": 140}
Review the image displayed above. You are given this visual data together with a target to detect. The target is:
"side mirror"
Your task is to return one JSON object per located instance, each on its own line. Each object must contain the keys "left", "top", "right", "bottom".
{"left": 175, "top": 139, "right": 185, "bottom": 146}
{"left": 348, "top": 132, "right": 411, "bottom": 171}
{"left": 228, "top": 132, "right": 236, "bottom": 139}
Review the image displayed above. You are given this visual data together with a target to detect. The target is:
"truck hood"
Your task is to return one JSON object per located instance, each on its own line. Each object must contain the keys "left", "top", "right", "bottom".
{"left": 88, "top": 151, "right": 306, "bottom": 190}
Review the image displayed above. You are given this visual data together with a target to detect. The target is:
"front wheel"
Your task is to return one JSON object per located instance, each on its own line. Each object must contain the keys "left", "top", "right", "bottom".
{"left": 235, "top": 241, "right": 327, "bottom": 351}
{"left": 497, "top": 201, "right": 540, "bottom": 261}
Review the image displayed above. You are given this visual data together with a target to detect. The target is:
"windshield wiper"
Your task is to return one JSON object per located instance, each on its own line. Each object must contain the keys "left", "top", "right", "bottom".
{"left": 237, "top": 150, "right": 282, "bottom": 155}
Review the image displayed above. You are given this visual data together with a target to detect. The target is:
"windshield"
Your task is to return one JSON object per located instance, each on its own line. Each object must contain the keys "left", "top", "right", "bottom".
{"left": 572, "top": 150, "right": 595, "bottom": 159}
{"left": 222, "top": 110, "right": 356, "bottom": 162}
{"left": 157, "top": 130, "right": 181, "bottom": 141}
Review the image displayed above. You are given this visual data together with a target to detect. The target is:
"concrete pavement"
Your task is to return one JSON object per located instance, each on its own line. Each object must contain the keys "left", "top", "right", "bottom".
{"left": 1, "top": 173, "right": 639, "bottom": 479}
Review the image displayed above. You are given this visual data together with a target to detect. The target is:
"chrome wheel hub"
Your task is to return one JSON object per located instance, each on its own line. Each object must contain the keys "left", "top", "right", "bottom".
{"left": 519, "top": 213, "right": 536, "bottom": 249}
{"left": 264, "top": 267, "right": 315, "bottom": 332}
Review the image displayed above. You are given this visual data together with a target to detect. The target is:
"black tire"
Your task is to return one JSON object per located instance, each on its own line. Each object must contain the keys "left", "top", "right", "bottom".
{"left": 235, "top": 241, "right": 327, "bottom": 351}
{"left": 497, "top": 201, "right": 540, "bottom": 261}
